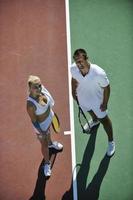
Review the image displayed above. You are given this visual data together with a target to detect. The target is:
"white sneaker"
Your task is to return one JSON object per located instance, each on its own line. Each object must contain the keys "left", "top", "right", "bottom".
{"left": 48, "top": 141, "right": 63, "bottom": 150}
{"left": 84, "top": 119, "right": 100, "bottom": 132}
{"left": 107, "top": 141, "right": 115, "bottom": 157}
{"left": 43, "top": 163, "right": 51, "bottom": 177}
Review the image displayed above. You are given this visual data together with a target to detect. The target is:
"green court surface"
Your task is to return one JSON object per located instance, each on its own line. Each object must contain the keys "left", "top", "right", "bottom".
{"left": 69, "top": 0, "right": 133, "bottom": 199}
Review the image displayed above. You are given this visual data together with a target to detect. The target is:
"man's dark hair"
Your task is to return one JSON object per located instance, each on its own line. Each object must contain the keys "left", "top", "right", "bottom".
{"left": 73, "top": 49, "right": 88, "bottom": 60}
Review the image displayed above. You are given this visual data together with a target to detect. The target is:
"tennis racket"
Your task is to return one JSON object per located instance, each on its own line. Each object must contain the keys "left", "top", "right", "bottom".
{"left": 76, "top": 98, "right": 91, "bottom": 133}
{"left": 52, "top": 113, "right": 60, "bottom": 133}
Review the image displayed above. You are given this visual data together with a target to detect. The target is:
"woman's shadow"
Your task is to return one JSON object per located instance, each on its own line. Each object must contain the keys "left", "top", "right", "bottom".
{"left": 29, "top": 148, "right": 63, "bottom": 200}
{"left": 62, "top": 125, "right": 111, "bottom": 200}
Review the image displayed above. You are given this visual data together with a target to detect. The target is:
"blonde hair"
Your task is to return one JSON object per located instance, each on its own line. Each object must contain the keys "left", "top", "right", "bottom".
{"left": 28, "top": 75, "right": 41, "bottom": 87}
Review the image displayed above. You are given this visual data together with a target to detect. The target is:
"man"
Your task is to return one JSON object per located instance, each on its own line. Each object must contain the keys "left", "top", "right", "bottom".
{"left": 71, "top": 49, "right": 115, "bottom": 157}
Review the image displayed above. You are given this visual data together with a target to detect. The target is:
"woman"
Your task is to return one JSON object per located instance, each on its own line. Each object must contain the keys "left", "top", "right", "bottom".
{"left": 27, "top": 75, "right": 63, "bottom": 177}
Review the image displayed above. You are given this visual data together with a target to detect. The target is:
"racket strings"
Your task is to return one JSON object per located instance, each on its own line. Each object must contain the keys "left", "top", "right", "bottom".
{"left": 79, "top": 108, "right": 90, "bottom": 133}
{"left": 52, "top": 113, "right": 60, "bottom": 133}
{"left": 76, "top": 98, "right": 90, "bottom": 133}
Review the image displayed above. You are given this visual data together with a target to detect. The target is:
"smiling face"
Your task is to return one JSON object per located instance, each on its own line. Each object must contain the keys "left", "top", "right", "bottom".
{"left": 74, "top": 54, "right": 90, "bottom": 76}
{"left": 30, "top": 82, "right": 42, "bottom": 96}
{"left": 28, "top": 76, "right": 42, "bottom": 97}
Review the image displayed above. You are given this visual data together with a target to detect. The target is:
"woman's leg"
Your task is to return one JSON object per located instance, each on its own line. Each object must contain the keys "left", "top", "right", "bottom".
{"left": 46, "top": 128, "right": 63, "bottom": 151}
{"left": 38, "top": 134, "right": 50, "bottom": 163}
{"left": 38, "top": 133, "right": 52, "bottom": 176}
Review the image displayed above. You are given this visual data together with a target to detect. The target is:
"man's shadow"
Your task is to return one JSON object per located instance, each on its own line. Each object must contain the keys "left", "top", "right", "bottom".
{"left": 62, "top": 125, "right": 110, "bottom": 200}
{"left": 29, "top": 148, "right": 63, "bottom": 200}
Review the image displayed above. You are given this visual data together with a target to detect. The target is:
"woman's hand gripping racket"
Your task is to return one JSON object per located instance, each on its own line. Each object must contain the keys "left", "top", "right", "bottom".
{"left": 76, "top": 98, "right": 91, "bottom": 133}
{"left": 52, "top": 113, "right": 60, "bottom": 133}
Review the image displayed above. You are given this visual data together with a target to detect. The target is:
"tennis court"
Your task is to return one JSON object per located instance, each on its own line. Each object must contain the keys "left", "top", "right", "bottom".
{"left": 0, "top": 0, "right": 133, "bottom": 200}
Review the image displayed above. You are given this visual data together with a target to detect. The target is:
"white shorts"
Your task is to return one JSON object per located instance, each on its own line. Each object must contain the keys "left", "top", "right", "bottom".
{"left": 34, "top": 110, "right": 54, "bottom": 135}
{"left": 81, "top": 104, "right": 108, "bottom": 119}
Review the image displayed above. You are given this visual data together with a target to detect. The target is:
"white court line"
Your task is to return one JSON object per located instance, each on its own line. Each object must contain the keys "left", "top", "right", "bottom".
{"left": 64, "top": 131, "right": 71, "bottom": 135}
{"left": 65, "top": 0, "right": 78, "bottom": 200}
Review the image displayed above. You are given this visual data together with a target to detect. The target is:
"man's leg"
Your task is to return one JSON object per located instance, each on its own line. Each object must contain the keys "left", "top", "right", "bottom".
{"left": 88, "top": 110, "right": 99, "bottom": 122}
{"left": 98, "top": 115, "right": 113, "bottom": 142}
{"left": 98, "top": 115, "right": 115, "bottom": 157}
{"left": 84, "top": 110, "right": 100, "bottom": 132}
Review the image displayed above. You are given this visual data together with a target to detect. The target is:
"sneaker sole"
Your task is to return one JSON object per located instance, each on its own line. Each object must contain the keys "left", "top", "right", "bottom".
{"left": 106, "top": 151, "right": 115, "bottom": 157}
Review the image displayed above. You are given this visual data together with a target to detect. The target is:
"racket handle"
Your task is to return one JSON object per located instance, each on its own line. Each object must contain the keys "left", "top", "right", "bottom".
{"left": 75, "top": 96, "right": 79, "bottom": 105}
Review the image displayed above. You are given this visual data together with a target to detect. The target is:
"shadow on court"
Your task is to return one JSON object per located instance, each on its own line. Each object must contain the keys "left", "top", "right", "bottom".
{"left": 62, "top": 125, "right": 111, "bottom": 200}
{"left": 29, "top": 148, "right": 63, "bottom": 200}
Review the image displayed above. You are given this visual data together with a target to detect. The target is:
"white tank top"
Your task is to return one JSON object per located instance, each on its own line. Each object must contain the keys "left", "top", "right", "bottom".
{"left": 27, "top": 85, "right": 54, "bottom": 115}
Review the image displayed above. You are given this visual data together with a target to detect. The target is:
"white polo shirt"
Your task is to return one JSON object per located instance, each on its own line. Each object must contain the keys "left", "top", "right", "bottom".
{"left": 71, "top": 63, "right": 109, "bottom": 116}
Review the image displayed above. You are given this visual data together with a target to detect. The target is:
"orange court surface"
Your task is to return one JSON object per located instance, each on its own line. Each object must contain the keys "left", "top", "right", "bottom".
{"left": 0, "top": 1, "right": 73, "bottom": 200}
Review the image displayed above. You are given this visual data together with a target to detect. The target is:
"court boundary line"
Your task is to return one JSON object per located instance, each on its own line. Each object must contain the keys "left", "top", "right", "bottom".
{"left": 65, "top": 0, "right": 78, "bottom": 200}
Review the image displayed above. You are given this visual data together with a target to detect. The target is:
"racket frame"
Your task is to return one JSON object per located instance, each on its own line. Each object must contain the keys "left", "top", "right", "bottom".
{"left": 52, "top": 113, "right": 60, "bottom": 133}
{"left": 76, "top": 98, "right": 91, "bottom": 133}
